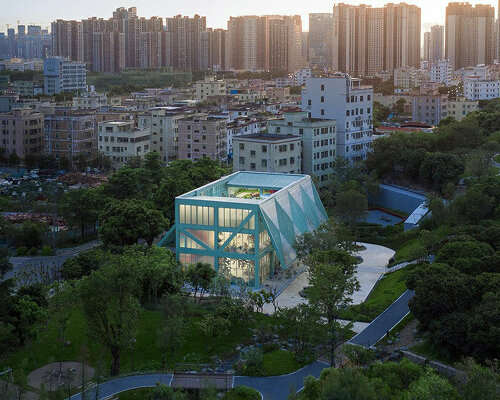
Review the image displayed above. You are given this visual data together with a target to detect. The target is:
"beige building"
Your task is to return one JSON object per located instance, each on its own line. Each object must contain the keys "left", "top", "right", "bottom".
{"left": 194, "top": 77, "right": 227, "bottom": 101}
{"left": 0, "top": 108, "right": 44, "bottom": 158}
{"left": 233, "top": 133, "right": 302, "bottom": 174}
{"left": 98, "top": 120, "right": 151, "bottom": 169}
{"left": 446, "top": 3, "right": 496, "bottom": 70}
{"left": 177, "top": 115, "right": 227, "bottom": 161}
{"left": 448, "top": 98, "right": 479, "bottom": 121}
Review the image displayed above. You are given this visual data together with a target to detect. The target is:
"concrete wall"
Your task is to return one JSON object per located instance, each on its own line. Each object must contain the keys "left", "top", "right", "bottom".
{"left": 370, "top": 184, "right": 426, "bottom": 214}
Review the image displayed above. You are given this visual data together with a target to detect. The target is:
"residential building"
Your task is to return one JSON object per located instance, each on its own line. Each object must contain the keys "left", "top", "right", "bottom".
{"left": 394, "top": 67, "right": 418, "bottom": 89}
{"left": 448, "top": 98, "right": 479, "bottom": 120}
{"left": 411, "top": 85, "right": 448, "bottom": 125}
{"left": 0, "top": 108, "right": 44, "bottom": 157}
{"left": 44, "top": 110, "right": 96, "bottom": 160}
{"left": 13, "top": 81, "right": 43, "bottom": 97}
{"left": 301, "top": 74, "right": 373, "bottom": 162}
{"left": 332, "top": 3, "right": 420, "bottom": 77}
{"left": 233, "top": 134, "right": 302, "bottom": 174}
{"left": 138, "top": 107, "right": 185, "bottom": 162}
{"left": 226, "top": 118, "right": 267, "bottom": 157}
{"left": 428, "top": 25, "right": 445, "bottom": 64}
{"left": 51, "top": 19, "right": 84, "bottom": 62}
{"left": 294, "top": 68, "right": 313, "bottom": 86}
{"left": 308, "top": 13, "right": 333, "bottom": 69}
{"left": 177, "top": 115, "right": 227, "bottom": 161}
{"left": 164, "top": 171, "right": 327, "bottom": 287}
{"left": 43, "top": 57, "right": 86, "bottom": 95}
{"left": 446, "top": 3, "right": 496, "bottom": 70}
{"left": 267, "top": 112, "right": 336, "bottom": 186}
{"left": 430, "top": 60, "right": 452, "bottom": 85}
{"left": 98, "top": 120, "right": 151, "bottom": 169}
{"left": 464, "top": 76, "right": 500, "bottom": 100}
{"left": 194, "top": 77, "right": 227, "bottom": 101}
{"left": 72, "top": 93, "right": 107, "bottom": 110}
{"left": 166, "top": 15, "right": 206, "bottom": 70}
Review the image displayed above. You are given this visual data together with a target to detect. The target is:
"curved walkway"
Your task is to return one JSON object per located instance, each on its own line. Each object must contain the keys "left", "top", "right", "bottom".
{"left": 67, "top": 361, "right": 329, "bottom": 400}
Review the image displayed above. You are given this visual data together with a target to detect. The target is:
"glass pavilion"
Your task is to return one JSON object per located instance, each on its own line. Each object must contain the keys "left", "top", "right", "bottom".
{"left": 160, "top": 171, "right": 327, "bottom": 288}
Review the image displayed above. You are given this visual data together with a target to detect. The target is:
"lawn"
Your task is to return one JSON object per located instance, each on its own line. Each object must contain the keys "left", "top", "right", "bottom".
{"left": 393, "top": 238, "right": 422, "bottom": 263}
{"left": 117, "top": 388, "right": 153, "bottom": 399}
{"left": 493, "top": 154, "right": 500, "bottom": 164}
{"left": 341, "top": 266, "right": 413, "bottom": 322}
{"left": 2, "top": 304, "right": 267, "bottom": 378}
{"left": 261, "top": 350, "right": 301, "bottom": 376}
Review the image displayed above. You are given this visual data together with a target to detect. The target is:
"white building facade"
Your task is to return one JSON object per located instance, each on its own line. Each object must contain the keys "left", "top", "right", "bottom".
{"left": 43, "top": 57, "right": 86, "bottom": 95}
{"left": 301, "top": 74, "right": 373, "bottom": 162}
{"left": 464, "top": 76, "right": 500, "bottom": 100}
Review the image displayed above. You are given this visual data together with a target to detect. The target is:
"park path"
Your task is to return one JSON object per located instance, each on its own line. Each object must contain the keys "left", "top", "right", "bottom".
{"left": 348, "top": 289, "right": 415, "bottom": 348}
{"left": 66, "top": 362, "right": 329, "bottom": 400}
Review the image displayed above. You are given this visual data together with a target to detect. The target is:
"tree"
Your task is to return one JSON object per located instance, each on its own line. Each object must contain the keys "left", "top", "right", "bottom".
{"left": 7, "top": 152, "right": 20, "bottom": 167}
{"left": 23, "top": 154, "right": 39, "bottom": 171}
{"left": 435, "top": 241, "right": 493, "bottom": 266}
{"left": 59, "top": 156, "right": 71, "bottom": 171}
{"left": 78, "top": 257, "right": 141, "bottom": 375}
{"left": 103, "top": 166, "right": 153, "bottom": 200}
{"left": 196, "top": 314, "right": 230, "bottom": 353}
{"left": 61, "top": 249, "right": 109, "bottom": 280}
{"left": 60, "top": 188, "right": 102, "bottom": 238}
{"left": 48, "top": 282, "right": 75, "bottom": 343}
{"left": 419, "top": 153, "right": 464, "bottom": 192}
{"left": 342, "top": 344, "right": 376, "bottom": 367}
{"left": 144, "top": 152, "right": 164, "bottom": 183}
{"left": 145, "top": 384, "right": 176, "bottom": 400}
{"left": 403, "top": 372, "right": 460, "bottom": 400}
{"left": 465, "top": 149, "right": 495, "bottom": 179}
{"left": 186, "top": 262, "right": 216, "bottom": 303}
{"left": 306, "top": 250, "right": 359, "bottom": 366}
{"left": 158, "top": 316, "right": 186, "bottom": 369}
{"left": 14, "top": 295, "right": 46, "bottom": 359}
{"left": 461, "top": 358, "right": 500, "bottom": 400}
{"left": 334, "top": 188, "right": 367, "bottom": 230}
{"left": 99, "top": 199, "right": 168, "bottom": 246}
{"left": 14, "top": 221, "right": 44, "bottom": 249}
{"left": 319, "top": 367, "right": 376, "bottom": 400}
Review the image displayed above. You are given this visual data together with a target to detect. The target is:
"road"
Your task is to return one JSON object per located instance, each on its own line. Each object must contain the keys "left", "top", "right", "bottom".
{"left": 67, "top": 361, "right": 329, "bottom": 400}
{"left": 348, "top": 289, "right": 415, "bottom": 348}
{"left": 5, "top": 240, "right": 100, "bottom": 281}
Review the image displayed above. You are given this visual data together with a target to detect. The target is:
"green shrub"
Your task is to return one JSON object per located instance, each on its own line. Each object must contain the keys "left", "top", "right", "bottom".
{"left": 28, "top": 247, "right": 38, "bottom": 256}
{"left": 224, "top": 386, "right": 261, "bottom": 400}
{"left": 16, "top": 246, "right": 28, "bottom": 256}
{"left": 40, "top": 246, "right": 53, "bottom": 256}
{"left": 262, "top": 342, "right": 280, "bottom": 354}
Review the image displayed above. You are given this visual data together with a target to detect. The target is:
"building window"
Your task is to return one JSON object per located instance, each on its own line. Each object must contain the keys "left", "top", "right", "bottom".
{"left": 250, "top": 163, "right": 256, "bottom": 170}
{"left": 321, "top": 84, "right": 324, "bottom": 91}
{"left": 261, "top": 159, "right": 267, "bottom": 167}
{"left": 239, "top": 143, "right": 245, "bottom": 150}
{"left": 261, "top": 145, "right": 267, "bottom": 153}
{"left": 321, "top": 109, "right": 324, "bottom": 116}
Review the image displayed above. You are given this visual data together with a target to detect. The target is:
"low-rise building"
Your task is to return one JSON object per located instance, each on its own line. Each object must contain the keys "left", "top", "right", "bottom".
{"left": 233, "top": 134, "right": 302, "bottom": 174}
{"left": 226, "top": 118, "right": 267, "bottom": 157}
{"left": 194, "top": 77, "right": 227, "bottom": 101}
{"left": 177, "top": 114, "right": 227, "bottom": 162}
{"left": 448, "top": 98, "right": 479, "bottom": 121}
{"left": 164, "top": 171, "right": 327, "bottom": 287}
{"left": 12, "top": 81, "right": 43, "bottom": 96}
{"left": 44, "top": 110, "right": 96, "bottom": 160}
{"left": 98, "top": 120, "right": 151, "bottom": 169}
{"left": 0, "top": 108, "right": 44, "bottom": 158}
{"left": 411, "top": 85, "right": 448, "bottom": 126}
{"left": 72, "top": 93, "right": 107, "bottom": 110}
{"left": 267, "top": 111, "right": 336, "bottom": 186}
{"left": 43, "top": 57, "right": 86, "bottom": 95}
{"left": 464, "top": 76, "right": 500, "bottom": 100}
{"left": 430, "top": 60, "right": 452, "bottom": 85}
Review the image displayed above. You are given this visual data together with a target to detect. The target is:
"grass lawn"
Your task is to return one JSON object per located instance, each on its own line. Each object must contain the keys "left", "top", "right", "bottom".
{"left": 261, "top": 350, "right": 301, "bottom": 376}
{"left": 494, "top": 154, "right": 500, "bottom": 164}
{"left": 1, "top": 304, "right": 267, "bottom": 378}
{"left": 410, "top": 340, "right": 459, "bottom": 366}
{"left": 341, "top": 266, "right": 413, "bottom": 322}
{"left": 394, "top": 238, "right": 422, "bottom": 263}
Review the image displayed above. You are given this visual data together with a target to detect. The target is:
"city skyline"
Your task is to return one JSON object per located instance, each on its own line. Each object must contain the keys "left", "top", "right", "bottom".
{"left": 0, "top": 0, "right": 497, "bottom": 32}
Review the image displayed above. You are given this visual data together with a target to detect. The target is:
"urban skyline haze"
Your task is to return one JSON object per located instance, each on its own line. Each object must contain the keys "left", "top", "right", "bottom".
{"left": 0, "top": 0, "right": 497, "bottom": 32}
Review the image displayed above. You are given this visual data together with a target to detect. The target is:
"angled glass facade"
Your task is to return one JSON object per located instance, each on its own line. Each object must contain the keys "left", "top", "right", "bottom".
{"left": 166, "top": 172, "right": 327, "bottom": 288}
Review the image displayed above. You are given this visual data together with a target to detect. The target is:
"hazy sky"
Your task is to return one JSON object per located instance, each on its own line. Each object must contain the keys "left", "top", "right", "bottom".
{"left": 0, "top": 0, "right": 497, "bottom": 32}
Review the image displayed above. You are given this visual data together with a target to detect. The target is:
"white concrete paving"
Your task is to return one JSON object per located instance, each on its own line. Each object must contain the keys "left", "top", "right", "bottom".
{"left": 263, "top": 242, "right": 395, "bottom": 323}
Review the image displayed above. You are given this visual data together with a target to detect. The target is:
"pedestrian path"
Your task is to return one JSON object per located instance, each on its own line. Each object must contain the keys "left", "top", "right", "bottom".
{"left": 349, "top": 289, "right": 415, "bottom": 348}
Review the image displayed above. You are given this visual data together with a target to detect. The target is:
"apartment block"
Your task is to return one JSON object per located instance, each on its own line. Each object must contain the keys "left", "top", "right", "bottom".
{"left": 138, "top": 107, "right": 185, "bottom": 163}
{"left": 446, "top": 3, "right": 496, "bottom": 70}
{"left": 309, "top": 13, "right": 333, "bottom": 69}
{"left": 43, "top": 57, "right": 86, "bottom": 95}
{"left": 464, "top": 76, "right": 500, "bottom": 100}
{"left": 411, "top": 86, "right": 448, "bottom": 126}
{"left": 0, "top": 108, "right": 44, "bottom": 157}
{"left": 333, "top": 3, "right": 420, "bottom": 77}
{"left": 227, "top": 118, "right": 267, "bottom": 157}
{"left": 430, "top": 60, "right": 452, "bottom": 85}
{"left": 267, "top": 112, "right": 336, "bottom": 185}
{"left": 44, "top": 110, "right": 96, "bottom": 160}
{"left": 72, "top": 93, "right": 107, "bottom": 110}
{"left": 429, "top": 25, "right": 445, "bottom": 64}
{"left": 448, "top": 98, "right": 479, "bottom": 120}
{"left": 233, "top": 134, "right": 302, "bottom": 174}
{"left": 98, "top": 120, "right": 151, "bottom": 169}
{"left": 194, "top": 77, "right": 227, "bottom": 101}
{"left": 301, "top": 74, "right": 373, "bottom": 162}
{"left": 166, "top": 15, "right": 206, "bottom": 70}
{"left": 177, "top": 115, "right": 227, "bottom": 161}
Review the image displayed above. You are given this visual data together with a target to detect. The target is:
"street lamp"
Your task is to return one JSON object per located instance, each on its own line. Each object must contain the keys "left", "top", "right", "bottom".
{"left": 131, "top": 338, "right": 136, "bottom": 372}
